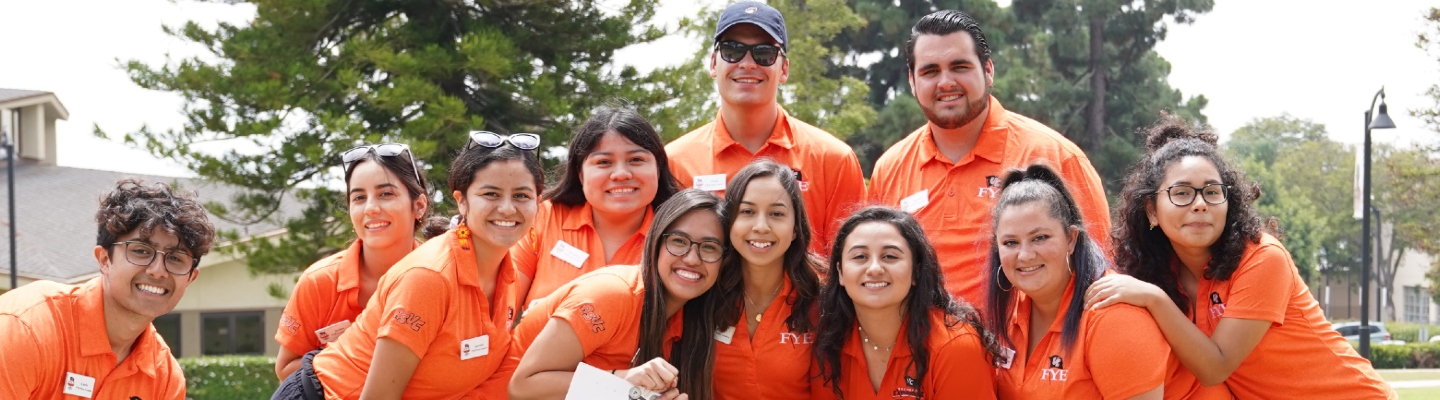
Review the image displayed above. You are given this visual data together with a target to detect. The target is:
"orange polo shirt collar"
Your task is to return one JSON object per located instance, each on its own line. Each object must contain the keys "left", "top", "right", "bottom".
{"left": 1009, "top": 277, "right": 1078, "bottom": 340}
{"left": 711, "top": 106, "right": 797, "bottom": 154}
{"left": 77, "top": 279, "right": 161, "bottom": 378}
{"left": 561, "top": 202, "right": 657, "bottom": 237}
{"left": 918, "top": 97, "right": 1009, "bottom": 167}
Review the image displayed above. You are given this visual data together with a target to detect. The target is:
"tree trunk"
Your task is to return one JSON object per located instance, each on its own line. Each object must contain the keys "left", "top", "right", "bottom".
{"left": 1085, "top": 14, "right": 1106, "bottom": 153}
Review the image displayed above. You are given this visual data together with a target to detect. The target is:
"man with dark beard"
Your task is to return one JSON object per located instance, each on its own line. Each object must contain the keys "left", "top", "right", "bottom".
{"left": 869, "top": 10, "right": 1110, "bottom": 306}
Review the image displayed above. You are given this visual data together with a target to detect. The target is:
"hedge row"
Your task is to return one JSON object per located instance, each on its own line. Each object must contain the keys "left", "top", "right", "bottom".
{"left": 1386, "top": 322, "right": 1440, "bottom": 343}
{"left": 1366, "top": 342, "right": 1440, "bottom": 369}
{"left": 179, "top": 355, "right": 278, "bottom": 400}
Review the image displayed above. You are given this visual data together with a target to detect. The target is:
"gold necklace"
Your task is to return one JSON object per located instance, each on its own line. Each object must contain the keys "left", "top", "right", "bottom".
{"left": 744, "top": 284, "right": 783, "bottom": 323}
{"left": 858, "top": 325, "right": 894, "bottom": 352}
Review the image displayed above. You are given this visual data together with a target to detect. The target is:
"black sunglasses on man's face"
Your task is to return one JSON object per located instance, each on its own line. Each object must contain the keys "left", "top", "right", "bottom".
{"left": 714, "top": 41, "right": 784, "bottom": 67}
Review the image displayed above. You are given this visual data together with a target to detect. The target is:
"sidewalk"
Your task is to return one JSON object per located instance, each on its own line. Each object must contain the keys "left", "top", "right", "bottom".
{"left": 1381, "top": 369, "right": 1440, "bottom": 389}
{"left": 1389, "top": 380, "right": 1440, "bottom": 389}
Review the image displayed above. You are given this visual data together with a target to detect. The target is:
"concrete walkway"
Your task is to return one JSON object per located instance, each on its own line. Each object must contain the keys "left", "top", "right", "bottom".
{"left": 1381, "top": 369, "right": 1440, "bottom": 388}
{"left": 1389, "top": 379, "right": 1440, "bottom": 389}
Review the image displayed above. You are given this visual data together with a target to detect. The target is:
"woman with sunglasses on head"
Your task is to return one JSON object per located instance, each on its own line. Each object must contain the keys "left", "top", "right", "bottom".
{"left": 272, "top": 131, "right": 544, "bottom": 400}
{"left": 709, "top": 159, "right": 821, "bottom": 400}
{"left": 1084, "top": 115, "right": 1392, "bottom": 399}
{"left": 812, "top": 206, "right": 1001, "bottom": 400}
{"left": 272, "top": 143, "right": 432, "bottom": 380}
{"left": 986, "top": 163, "right": 1166, "bottom": 399}
{"left": 509, "top": 189, "right": 728, "bottom": 400}
{"left": 511, "top": 105, "right": 682, "bottom": 314}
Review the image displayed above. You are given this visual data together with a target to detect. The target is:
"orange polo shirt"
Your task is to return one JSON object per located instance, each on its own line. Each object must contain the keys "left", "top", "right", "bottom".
{"left": 1192, "top": 234, "right": 1393, "bottom": 399}
{"left": 0, "top": 278, "right": 185, "bottom": 399}
{"left": 996, "top": 279, "right": 1167, "bottom": 399}
{"left": 869, "top": 97, "right": 1110, "bottom": 305}
{"left": 511, "top": 264, "right": 683, "bottom": 370}
{"left": 811, "top": 308, "right": 997, "bottom": 400}
{"left": 713, "top": 277, "right": 814, "bottom": 400}
{"left": 312, "top": 229, "right": 518, "bottom": 400}
{"left": 666, "top": 106, "right": 866, "bottom": 255}
{"left": 511, "top": 200, "right": 653, "bottom": 310}
{"left": 275, "top": 240, "right": 368, "bottom": 356}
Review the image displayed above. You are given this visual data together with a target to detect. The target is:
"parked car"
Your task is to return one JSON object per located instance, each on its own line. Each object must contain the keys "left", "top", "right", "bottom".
{"left": 1332, "top": 321, "right": 1392, "bottom": 343}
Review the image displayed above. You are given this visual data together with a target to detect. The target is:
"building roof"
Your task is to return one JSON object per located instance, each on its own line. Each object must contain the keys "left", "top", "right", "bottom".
{"left": 0, "top": 88, "right": 69, "bottom": 120}
{"left": 0, "top": 163, "right": 300, "bottom": 283}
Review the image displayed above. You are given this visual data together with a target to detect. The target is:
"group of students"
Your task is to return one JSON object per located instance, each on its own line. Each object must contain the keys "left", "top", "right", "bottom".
{"left": 0, "top": 2, "right": 1398, "bottom": 400}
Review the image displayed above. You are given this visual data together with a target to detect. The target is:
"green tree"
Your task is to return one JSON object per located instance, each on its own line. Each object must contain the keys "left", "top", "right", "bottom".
{"left": 115, "top": 0, "right": 664, "bottom": 276}
{"left": 1408, "top": 7, "right": 1440, "bottom": 305}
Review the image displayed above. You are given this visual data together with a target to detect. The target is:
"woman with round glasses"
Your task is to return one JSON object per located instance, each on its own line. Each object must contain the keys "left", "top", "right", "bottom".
{"left": 511, "top": 105, "right": 682, "bottom": 314}
{"left": 273, "top": 143, "right": 431, "bottom": 380}
{"left": 812, "top": 206, "right": 1001, "bottom": 399}
{"left": 509, "top": 189, "right": 728, "bottom": 400}
{"left": 1083, "top": 115, "right": 1392, "bottom": 399}
{"left": 273, "top": 133, "right": 544, "bottom": 399}
{"left": 710, "top": 159, "right": 820, "bottom": 400}
{"left": 985, "top": 164, "right": 1166, "bottom": 399}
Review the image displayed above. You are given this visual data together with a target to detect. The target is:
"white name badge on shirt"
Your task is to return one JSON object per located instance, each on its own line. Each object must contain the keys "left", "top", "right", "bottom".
{"left": 899, "top": 190, "right": 930, "bottom": 213}
{"left": 997, "top": 346, "right": 1016, "bottom": 369}
{"left": 315, "top": 319, "right": 352, "bottom": 345}
{"left": 460, "top": 335, "right": 490, "bottom": 360}
{"left": 550, "top": 240, "right": 591, "bottom": 269}
{"left": 714, "top": 325, "right": 736, "bottom": 345}
{"left": 63, "top": 372, "right": 96, "bottom": 398}
{"left": 694, "top": 174, "right": 727, "bottom": 191}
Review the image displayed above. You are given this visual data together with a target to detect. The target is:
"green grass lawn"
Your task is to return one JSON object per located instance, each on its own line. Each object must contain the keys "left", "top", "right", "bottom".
{"left": 1396, "top": 386, "right": 1440, "bottom": 399}
{"left": 1382, "top": 370, "right": 1440, "bottom": 382}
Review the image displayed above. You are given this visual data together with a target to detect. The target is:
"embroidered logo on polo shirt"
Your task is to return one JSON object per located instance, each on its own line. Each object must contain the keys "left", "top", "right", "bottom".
{"left": 977, "top": 175, "right": 1001, "bottom": 198}
{"left": 280, "top": 314, "right": 301, "bottom": 334}
{"left": 1209, "top": 291, "right": 1227, "bottom": 320}
{"left": 779, "top": 331, "right": 814, "bottom": 345}
{"left": 791, "top": 169, "right": 810, "bottom": 192}
{"left": 892, "top": 375, "right": 922, "bottom": 398}
{"left": 1043, "top": 355, "right": 1068, "bottom": 381}
{"left": 580, "top": 303, "right": 606, "bottom": 333}
{"left": 391, "top": 308, "right": 427, "bottom": 331}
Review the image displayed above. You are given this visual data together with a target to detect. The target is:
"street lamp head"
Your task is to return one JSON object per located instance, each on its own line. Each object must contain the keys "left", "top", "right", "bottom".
{"left": 1370, "top": 101, "right": 1396, "bottom": 130}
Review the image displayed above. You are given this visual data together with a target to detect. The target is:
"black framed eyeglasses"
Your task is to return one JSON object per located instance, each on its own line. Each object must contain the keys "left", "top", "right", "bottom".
{"left": 466, "top": 131, "right": 541, "bottom": 151}
{"left": 714, "top": 40, "right": 785, "bottom": 67}
{"left": 113, "top": 241, "right": 198, "bottom": 275}
{"left": 1163, "top": 183, "right": 1229, "bottom": 207}
{"left": 341, "top": 143, "right": 424, "bottom": 189}
{"left": 661, "top": 233, "right": 725, "bottom": 263}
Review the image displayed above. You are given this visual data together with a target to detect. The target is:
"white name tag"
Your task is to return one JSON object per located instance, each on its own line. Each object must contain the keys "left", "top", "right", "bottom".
{"left": 694, "top": 174, "right": 727, "bottom": 191}
{"left": 899, "top": 190, "right": 930, "bottom": 213}
{"left": 460, "top": 335, "right": 490, "bottom": 360}
{"left": 550, "top": 240, "right": 590, "bottom": 269}
{"left": 315, "top": 319, "right": 352, "bottom": 345}
{"left": 997, "top": 346, "right": 1016, "bottom": 369}
{"left": 63, "top": 372, "right": 96, "bottom": 398}
{"left": 714, "top": 325, "right": 736, "bottom": 345}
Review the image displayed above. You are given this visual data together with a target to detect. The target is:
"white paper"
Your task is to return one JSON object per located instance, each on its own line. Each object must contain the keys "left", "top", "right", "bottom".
{"left": 315, "top": 319, "right": 352, "bottom": 345}
{"left": 460, "top": 335, "right": 489, "bottom": 360}
{"left": 899, "top": 190, "right": 930, "bottom": 213}
{"left": 693, "top": 174, "right": 727, "bottom": 191}
{"left": 63, "top": 372, "right": 95, "bottom": 398}
{"left": 566, "top": 362, "right": 661, "bottom": 400}
{"left": 714, "top": 326, "right": 736, "bottom": 345}
{"left": 551, "top": 240, "right": 591, "bottom": 269}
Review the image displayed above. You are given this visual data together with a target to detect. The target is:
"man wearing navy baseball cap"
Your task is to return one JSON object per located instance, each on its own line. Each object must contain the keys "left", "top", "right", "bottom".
{"left": 666, "top": 1, "right": 866, "bottom": 260}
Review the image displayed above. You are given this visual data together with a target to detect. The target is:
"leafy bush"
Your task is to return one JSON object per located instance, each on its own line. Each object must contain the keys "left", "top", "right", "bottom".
{"left": 1387, "top": 322, "right": 1440, "bottom": 343}
{"left": 1366, "top": 343, "right": 1440, "bottom": 369}
{"left": 179, "top": 355, "right": 278, "bottom": 400}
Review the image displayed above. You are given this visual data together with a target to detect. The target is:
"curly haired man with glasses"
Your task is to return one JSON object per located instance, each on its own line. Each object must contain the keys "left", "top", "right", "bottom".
{"left": 0, "top": 178, "right": 215, "bottom": 399}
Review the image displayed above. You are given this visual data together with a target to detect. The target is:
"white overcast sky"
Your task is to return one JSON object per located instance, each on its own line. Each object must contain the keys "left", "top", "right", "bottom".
{"left": 0, "top": 0, "right": 1435, "bottom": 177}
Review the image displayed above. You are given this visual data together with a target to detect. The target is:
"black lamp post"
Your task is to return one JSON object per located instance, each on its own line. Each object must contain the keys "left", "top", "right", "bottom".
{"left": 1360, "top": 87, "right": 1396, "bottom": 359}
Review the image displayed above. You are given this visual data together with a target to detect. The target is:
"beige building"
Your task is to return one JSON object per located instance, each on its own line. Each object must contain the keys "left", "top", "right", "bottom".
{"left": 0, "top": 88, "right": 302, "bottom": 358}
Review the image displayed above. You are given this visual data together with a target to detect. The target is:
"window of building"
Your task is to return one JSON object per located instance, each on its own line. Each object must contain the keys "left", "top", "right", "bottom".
{"left": 152, "top": 313, "right": 181, "bottom": 351}
{"left": 1405, "top": 286, "right": 1431, "bottom": 324}
{"left": 201, "top": 311, "right": 265, "bottom": 355}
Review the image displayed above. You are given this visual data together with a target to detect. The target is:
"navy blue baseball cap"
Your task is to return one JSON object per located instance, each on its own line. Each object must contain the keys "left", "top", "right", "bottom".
{"left": 713, "top": 1, "right": 787, "bottom": 48}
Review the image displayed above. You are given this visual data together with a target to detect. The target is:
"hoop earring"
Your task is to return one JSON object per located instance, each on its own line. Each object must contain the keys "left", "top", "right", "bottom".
{"left": 995, "top": 266, "right": 1013, "bottom": 292}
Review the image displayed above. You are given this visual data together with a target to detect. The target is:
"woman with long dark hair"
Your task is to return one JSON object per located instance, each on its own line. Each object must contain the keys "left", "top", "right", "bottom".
{"left": 986, "top": 163, "right": 1166, "bottom": 399}
{"left": 511, "top": 105, "right": 682, "bottom": 312}
{"left": 812, "top": 206, "right": 1001, "bottom": 399}
{"left": 272, "top": 131, "right": 544, "bottom": 399}
{"left": 509, "top": 189, "right": 728, "bottom": 400}
{"left": 1085, "top": 115, "right": 1392, "bottom": 399}
{"left": 273, "top": 143, "right": 430, "bottom": 380}
{"left": 710, "top": 159, "right": 821, "bottom": 400}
